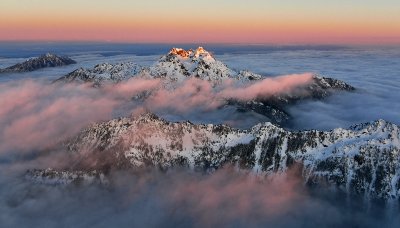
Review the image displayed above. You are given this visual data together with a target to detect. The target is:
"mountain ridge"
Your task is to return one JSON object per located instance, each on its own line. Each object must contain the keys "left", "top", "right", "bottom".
{"left": 0, "top": 53, "right": 76, "bottom": 73}
{"left": 27, "top": 113, "right": 400, "bottom": 200}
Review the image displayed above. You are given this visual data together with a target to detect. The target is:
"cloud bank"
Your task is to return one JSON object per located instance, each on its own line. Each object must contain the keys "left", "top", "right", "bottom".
{"left": 0, "top": 78, "right": 160, "bottom": 154}
{"left": 0, "top": 73, "right": 314, "bottom": 155}
{"left": 1, "top": 165, "right": 399, "bottom": 228}
{"left": 217, "top": 47, "right": 400, "bottom": 130}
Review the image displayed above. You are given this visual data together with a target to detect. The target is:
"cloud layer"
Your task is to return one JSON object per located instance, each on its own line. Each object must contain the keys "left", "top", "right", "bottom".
{"left": 1, "top": 165, "right": 398, "bottom": 228}
{"left": 1, "top": 46, "right": 399, "bottom": 227}
{"left": 0, "top": 78, "right": 160, "bottom": 154}
{"left": 218, "top": 47, "right": 400, "bottom": 130}
{"left": 0, "top": 74, "right": 397, "bottom": 227}
{"left": 0, "top": 73, "right": 314, "bottom": 155}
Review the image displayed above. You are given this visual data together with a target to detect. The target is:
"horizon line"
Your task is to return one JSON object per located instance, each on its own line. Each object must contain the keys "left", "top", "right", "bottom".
{"left": 0, "top": 40, "right": 399, "bottom": 47}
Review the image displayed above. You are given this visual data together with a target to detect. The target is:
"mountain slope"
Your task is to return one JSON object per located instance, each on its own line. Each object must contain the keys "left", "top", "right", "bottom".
{"left": 54, "top": 62, "right": 144, "bottom": 86}
{"left": 30, "top": 113, "right": 400, "bottom": 200}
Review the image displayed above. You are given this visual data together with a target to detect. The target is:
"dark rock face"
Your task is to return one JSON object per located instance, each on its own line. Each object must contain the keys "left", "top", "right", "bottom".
{"left": 0, "top": 53, "right": 76, "bottom": 73}
{"left": 30, "top": 113, "right": 400, "bottom": 200}
{"left": 25, "top": 169, "right": 109, "bottom": 185}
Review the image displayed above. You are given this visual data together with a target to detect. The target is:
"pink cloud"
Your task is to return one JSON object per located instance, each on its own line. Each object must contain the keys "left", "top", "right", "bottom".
{"left": 112, "top": 167, "right": 306, "bottom": 227}
{"left": 144, "top": 73, "right": 314, "bottom": 113}
{"left": 144, "top": 78, "right": 222, "bottom": 113}
{"left": 104, "top": 77, "right": 161, "bottom": 98}
{"left": 218, "top": 73, "right": 314, "bottom": 101}
{"left": 166, "top": 168, "right": 303, "bottom": 222}
{"left": 0, "top": 73, "right": 313, "bottom": 154}
{"left": 0, "top": 78, "right": 160, "bottom": 154}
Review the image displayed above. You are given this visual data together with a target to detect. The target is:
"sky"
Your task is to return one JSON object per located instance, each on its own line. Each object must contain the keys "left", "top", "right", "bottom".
{"left": 0, "top": 0, "right": 399, "bottom": 44}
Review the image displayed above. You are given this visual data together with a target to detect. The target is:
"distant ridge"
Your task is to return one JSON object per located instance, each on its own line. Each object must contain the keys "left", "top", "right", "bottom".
{"left": 0, "top": 53, "right": 76, "bottom": 73}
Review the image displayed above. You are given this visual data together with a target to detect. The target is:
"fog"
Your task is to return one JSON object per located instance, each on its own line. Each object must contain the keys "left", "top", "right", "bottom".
{"left": 1, "top": 162, "right": 399, "bottom": 228}
{"left": 0, "top": 78, "right": 161, "bottom": 154}
{"left": 0, "top": 72, "right": 316, "bottom": 155}
{"left": 288, "top": 90, "right": 400, "bottom": 130}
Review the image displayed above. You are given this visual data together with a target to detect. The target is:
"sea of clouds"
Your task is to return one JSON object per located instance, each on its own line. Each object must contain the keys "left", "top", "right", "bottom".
{"left": 1, "top": 164, "right": 399, "bottom": 228}
{"left": 218, "top": 46, "right": 400, "bottom": 130}
{"left": 0, "top": 45, "right": 399, "bottom": 227}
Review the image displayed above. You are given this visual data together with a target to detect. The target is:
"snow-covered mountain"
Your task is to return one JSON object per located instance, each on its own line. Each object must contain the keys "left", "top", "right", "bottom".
{"left": 54, "top": 47, "right": 262, "bottom": 85}
{"left": 144, "top": 47, "right": 263, "bottom": 84}
{"left": 54, "top": 62, "right": 144, "bottom": 86}
{"left": 146, "top": 48, "right": 354, "bottom": 124}
{"left": 0, "top": 53, "right": 76, "bottom": 73}
{"left": 54, "top": 47, "right": 352, "bottom": 90}
{"left": 52, "top": 47, "right": 355, "bottom": 125}
{"left": 54, "top": 47, "right": 352, "bottom": 88}
{"left": 29, "top": 113, "right": 400, "bottom": 200}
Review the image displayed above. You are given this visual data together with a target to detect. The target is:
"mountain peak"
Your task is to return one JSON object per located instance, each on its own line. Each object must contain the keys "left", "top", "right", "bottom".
{"left": 169, "top": 48, "right": 191, "bottom": 58}
{"left": 168, "top": 47, "right": 214, "bottom": 60}
{"left": 0, "top": 53, "right": 76, "bottom": 73}
{"left": 133, "top": 112, "right": 162, "bottom": 122}
{"left": 193, "top": 46, "right": 211, "bottom": 58}
{"left": 43, "top": 53, "right": 57, "bottom": 58}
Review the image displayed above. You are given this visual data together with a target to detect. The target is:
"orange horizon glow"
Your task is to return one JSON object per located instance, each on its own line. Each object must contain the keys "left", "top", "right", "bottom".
{"left": 1, "top": 0, "right": 399, "bottom": 45}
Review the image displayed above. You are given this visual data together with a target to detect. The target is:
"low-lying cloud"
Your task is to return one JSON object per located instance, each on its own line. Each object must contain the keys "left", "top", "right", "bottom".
{"left": 0, "top": 73, "right": 314, "bottom": 155}
{"left": 217, "top": 48, "right": 400, "bottom": 131}
{"left": 1, "top": 165, "right": 398, "bottom": 228}
{"left": 0, "top": 78, "right": 160, "bottom": 154}
{"left": 219, "top": 73, "right": 313, "bottom": 101}
{"left": 1, "top": 47, "right": 400, "bottom": 227}
{"left": 144, "top": 73, "right": 313, "bottom": 113}
{"left": 288, "top": 90, "right": 400, "bottom": 130}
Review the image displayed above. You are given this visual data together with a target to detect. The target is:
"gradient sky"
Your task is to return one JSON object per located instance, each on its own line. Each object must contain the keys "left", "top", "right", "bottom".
{"left": 0, "top": 0, "right": 399, "bottom": 44}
